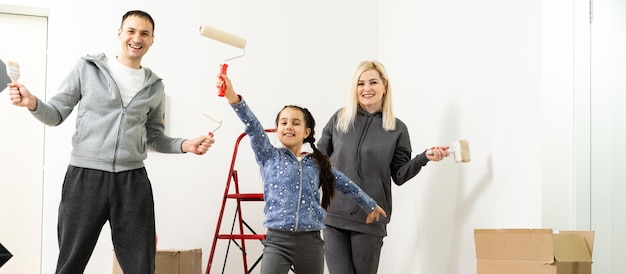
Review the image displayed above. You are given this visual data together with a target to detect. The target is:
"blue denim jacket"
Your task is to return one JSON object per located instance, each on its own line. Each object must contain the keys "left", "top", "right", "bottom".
{"left": 231, "top": 98, "right": 377, "bottom": 232}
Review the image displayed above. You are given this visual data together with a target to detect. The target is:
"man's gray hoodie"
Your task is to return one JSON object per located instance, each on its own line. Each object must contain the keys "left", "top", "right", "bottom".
{"left": 30, "top": 53, "right": 184, "bottom": 172}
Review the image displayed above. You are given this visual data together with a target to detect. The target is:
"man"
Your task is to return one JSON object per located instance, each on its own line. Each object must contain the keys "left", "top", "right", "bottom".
{"left": 7, "top": 10, "right": 214, "bottom": 273}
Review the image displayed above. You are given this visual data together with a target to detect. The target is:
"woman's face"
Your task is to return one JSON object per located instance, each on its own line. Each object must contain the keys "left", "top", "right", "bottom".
{"left": 357, "top": 69, "right": 386, "bottom": 113}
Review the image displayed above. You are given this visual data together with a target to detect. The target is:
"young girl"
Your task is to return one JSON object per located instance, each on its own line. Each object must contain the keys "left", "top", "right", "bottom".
{"left": 216, "top": 74, "right": 387, "bottom": 274}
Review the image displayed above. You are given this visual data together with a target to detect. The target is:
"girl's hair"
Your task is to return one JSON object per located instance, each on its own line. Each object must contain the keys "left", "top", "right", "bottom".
{"left": 336, "top": 60, "right": 396, "bottom": 133}
{"left": 276, "top": 105, "right": 335, "bottom": 209}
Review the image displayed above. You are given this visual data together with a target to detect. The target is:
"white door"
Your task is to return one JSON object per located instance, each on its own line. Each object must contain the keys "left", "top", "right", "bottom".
{"left": 590, "top": 0, "right": 626, "bottom": 272}
{"left": 0, "top": 11, "right": 47, "bottom": 274}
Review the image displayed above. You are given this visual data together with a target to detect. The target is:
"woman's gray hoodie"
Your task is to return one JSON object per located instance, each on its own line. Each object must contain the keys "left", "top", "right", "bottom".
{"left": 318, "top": 107, "right": 430, "bottom": 237}
{"left": 29, "top": 53, "right": 184, "bottom": 172}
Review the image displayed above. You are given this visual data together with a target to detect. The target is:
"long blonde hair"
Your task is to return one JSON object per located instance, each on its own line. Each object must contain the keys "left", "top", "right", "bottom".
{"left": 336, "top": 60, "right": 395, "bottom": 133}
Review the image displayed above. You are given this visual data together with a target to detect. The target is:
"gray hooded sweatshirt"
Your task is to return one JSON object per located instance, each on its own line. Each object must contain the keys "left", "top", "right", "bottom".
{"left": 30, "top": 53, "right": 184, "bottom": 172}
{"left": 318, "top": 107, "right": 430, "bottom": 236}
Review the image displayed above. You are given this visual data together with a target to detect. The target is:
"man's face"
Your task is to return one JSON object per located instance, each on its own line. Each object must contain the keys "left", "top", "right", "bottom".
{"left": 118, "top": 15, "right": 154, "bottom": 64}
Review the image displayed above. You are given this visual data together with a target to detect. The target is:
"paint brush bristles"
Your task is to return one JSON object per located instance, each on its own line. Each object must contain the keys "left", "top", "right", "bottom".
{"left": 453, "top": 139, "right": 471, "bottom": 163}
{"left": 5, "top": 61, "right": 20, "bottom": 82}
{"left": 203, "top": 112, "right": 223, "bottom": 133}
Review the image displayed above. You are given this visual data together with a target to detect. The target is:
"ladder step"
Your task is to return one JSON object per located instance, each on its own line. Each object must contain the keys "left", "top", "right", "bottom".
{"left": 218, "top": 234, "right": 266, "bottom": 240}
{"left": 226, "top": 193, "right": 264, "bottom": 201}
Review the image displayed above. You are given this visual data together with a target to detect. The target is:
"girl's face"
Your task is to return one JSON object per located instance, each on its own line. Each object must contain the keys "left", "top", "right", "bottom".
{"left": 357, "top": 69, "right": 386, "bottom": 113}
{"left": 277, "top": 107, "right": 311, "bottom": 155}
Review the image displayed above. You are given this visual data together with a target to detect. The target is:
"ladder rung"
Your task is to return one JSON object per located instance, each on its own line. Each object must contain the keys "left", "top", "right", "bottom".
{"left": 226, "top": 193, "right": 264, "bottom": 201}
{"left": 218, "top": 234, "right": 266, "bottom": 240}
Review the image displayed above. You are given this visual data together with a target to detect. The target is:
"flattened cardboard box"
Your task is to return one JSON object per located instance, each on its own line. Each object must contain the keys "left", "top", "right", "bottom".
{"left": 113, "top": 248, "right": 202, "bottom": 274}
{"left": 474, "top": 229, "right": 594, "bottom": 274}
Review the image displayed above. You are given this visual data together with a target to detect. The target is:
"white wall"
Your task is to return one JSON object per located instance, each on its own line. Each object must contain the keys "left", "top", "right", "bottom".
{"left": 379, "top": 1, "right": 547, "bottom": 273}
{"left": 0, "top": 0, "right": 586, "bottom": 274}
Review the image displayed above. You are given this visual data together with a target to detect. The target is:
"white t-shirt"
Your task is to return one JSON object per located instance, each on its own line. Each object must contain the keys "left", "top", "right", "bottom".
{"left": 106, "top": 56, "right": 145, "bottom": 107}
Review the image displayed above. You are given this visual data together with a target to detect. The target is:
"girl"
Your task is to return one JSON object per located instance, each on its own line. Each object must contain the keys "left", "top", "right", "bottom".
{"left": 216, "top": 74, "right": 386, "bottom": 274}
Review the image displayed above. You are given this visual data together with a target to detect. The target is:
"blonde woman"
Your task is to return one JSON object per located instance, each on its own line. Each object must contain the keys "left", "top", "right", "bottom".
{"left": 318, "top": 60, "right": 449, "bottom": 274}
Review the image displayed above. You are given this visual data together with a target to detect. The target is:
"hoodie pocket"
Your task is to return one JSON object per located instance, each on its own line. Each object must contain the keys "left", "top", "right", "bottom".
{"left": 357, "top": 176, "right": 388, "bottom": 212}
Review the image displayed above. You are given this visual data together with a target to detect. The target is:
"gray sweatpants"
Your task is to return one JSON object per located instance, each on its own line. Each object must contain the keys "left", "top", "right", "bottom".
{"left": 323, "top": 225, "right": 384, "bottom": 274}
{"left": 55, "top": 166, "right": 156, "bottom": 274}
{"left": 261, "top": 229, "right": 324, "bottom": 274}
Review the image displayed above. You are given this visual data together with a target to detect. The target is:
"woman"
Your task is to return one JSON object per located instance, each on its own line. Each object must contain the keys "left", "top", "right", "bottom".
{"left": 317, "top": 60, "right": 449, "bottom": 274}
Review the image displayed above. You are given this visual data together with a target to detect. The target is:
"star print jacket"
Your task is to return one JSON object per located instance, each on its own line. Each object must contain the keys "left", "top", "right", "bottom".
{"left": 231, "top": 97, "right": 378, "bottom": 232}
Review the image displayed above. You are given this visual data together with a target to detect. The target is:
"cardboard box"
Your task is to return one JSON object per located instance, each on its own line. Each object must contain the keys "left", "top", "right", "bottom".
{"left": 113, "top": 248, "right": 202, "bottom": 274}
{"left": 474, "top": 229, "right": 594, "bottom": 274}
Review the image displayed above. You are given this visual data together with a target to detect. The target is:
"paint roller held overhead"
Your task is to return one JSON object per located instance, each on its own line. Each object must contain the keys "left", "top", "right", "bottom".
{"left": 198, "top": 24, "right": 247, "bottom": 97}
{"left": 198, "top": 25, "right": 247, "bottom": 49}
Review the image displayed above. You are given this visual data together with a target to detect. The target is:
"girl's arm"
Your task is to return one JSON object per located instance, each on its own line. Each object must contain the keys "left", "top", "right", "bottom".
{"left": 332, "top": 168, "right": 387, "bottom": 223}
{"left": 217, "top": 74, "right": 274, "bottom": 165}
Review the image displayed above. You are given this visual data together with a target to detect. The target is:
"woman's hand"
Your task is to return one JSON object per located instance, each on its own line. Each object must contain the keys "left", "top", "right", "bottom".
{"left": 426, "top": 146, "right": 450, "bottom": 161}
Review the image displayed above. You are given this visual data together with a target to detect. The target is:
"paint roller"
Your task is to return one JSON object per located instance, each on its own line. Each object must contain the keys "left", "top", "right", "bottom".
{"left": 195, "top": 112, "right": 223, "bottom": 155}
{"left": 427, "top": 139, "right": 471, "bottom": 163}
{"left": 198, "top": 25, "right": 247, "bottom": 96}
{"left": 203, "top": 112, "right": 223, "bottom": 134}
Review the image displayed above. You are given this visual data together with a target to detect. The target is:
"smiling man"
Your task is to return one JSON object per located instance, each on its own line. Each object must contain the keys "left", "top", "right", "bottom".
{"left": 7, "top": 10, "right": 215, "bottom": 274}
{"left": 116, "top": 11, "right": 154, "bottom": 69}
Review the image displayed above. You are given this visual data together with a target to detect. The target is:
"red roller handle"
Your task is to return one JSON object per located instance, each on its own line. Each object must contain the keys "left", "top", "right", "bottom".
{"left": 218, "top": 63, "right": 228, "bottom": 97}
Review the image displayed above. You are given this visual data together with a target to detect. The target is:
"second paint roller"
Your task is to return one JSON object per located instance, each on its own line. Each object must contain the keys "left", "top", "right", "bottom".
{"left": 198, "top": 25, "right": 247, "bottom": 96}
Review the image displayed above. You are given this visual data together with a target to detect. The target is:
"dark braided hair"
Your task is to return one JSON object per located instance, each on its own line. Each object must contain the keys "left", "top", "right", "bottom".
{"left": 276, "top": 105, "right": 336, "bottom": 209}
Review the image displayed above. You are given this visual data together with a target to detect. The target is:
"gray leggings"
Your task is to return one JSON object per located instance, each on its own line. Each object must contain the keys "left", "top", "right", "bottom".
{"left": 55, "top": 166, "right": 156, "bottom": 274}
{"left": 261, "top": 229, "right": 324, "bottom": 274}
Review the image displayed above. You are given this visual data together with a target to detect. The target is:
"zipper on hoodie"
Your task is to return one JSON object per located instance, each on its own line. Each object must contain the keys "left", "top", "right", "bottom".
{"left": 94, "top": 54, "right": 155, "bottom": 172}
{"left": 112, "top": 90, "right": 146, "bottom": 172}
{"left": 112, "top": 107, "right": 126, "bottom": 172}
{"left": 91, "top": 56, "right": 123, "bottom": 172}
{"left": 294, "top": 156, "right": 304, "bottom": 231}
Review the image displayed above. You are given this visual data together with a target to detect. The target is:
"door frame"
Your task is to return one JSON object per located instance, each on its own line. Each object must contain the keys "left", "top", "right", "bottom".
{"left": 0, "top": 4, "right": 49, "bottom": 274}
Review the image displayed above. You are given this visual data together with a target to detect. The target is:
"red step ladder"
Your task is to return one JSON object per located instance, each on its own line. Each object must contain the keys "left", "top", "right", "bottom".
{"left": 206, "top": 129, "right": 275, "bottom": 274}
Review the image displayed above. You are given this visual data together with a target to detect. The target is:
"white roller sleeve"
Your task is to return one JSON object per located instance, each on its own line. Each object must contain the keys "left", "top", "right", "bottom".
{"left": 198, "top": 25, "right": 247, "bottom": 49}
{"left": 203, "top": 112, "right": 223, "bottom": 124}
